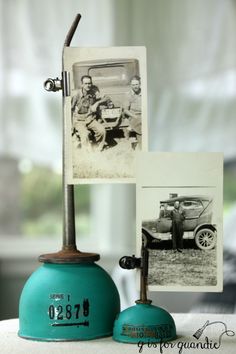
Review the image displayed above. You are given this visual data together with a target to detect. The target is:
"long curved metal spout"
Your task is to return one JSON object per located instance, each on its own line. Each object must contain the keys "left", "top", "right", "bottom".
{"left": 62, "top": 14, "right": 81, "bottom": 250}
{"left": 64, "top": 14, "right": 81, "bottom": 47}
{"left": 40, "top": 14, "right": 100, "bottom": 263}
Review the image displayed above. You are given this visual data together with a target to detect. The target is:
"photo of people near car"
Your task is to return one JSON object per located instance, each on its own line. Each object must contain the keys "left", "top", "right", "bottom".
{"left": 64, "top": 47, "right": 147, "bottom": 183}
{"left": 136, "top": 152, "right": 223, "bottom": 291}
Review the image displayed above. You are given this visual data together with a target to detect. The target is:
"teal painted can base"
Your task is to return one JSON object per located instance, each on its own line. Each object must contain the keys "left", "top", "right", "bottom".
{"left": 113, "top": 303, "right": 176, "bottom": 344}
{"left": 18, "top": 263, "right": 120, "bottom": 341}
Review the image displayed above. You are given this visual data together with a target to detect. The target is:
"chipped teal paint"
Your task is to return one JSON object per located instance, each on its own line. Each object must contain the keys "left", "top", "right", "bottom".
{"left": 19, "top": 263, "right": 120, "bottom": 341}
{"left": 113, "top": 303, "right": 176, "bottom": 343}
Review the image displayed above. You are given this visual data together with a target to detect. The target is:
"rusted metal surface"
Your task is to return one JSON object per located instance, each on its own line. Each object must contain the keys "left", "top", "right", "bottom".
{"left": 136, "top": 234, "right": 152, "bottom": 305}
{"left": 38, "top": 248, "right": 100, "bottom": 264}
{"left": 61, "top": 16, "right": 79, "bottom": 254}
{"left": 119, "top": 232, "right": 152, "bottom": 305}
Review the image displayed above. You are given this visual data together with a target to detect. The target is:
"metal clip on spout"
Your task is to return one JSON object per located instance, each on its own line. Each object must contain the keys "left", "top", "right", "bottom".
{"left": 44, "top": 78, "right": 62, "bottom": 92}
{"left": 119, "top": 255, "right": 141, "bottom": 270}
{"left": 119, "top": 234, "right": 152, "bottom": 305}
{"left": 113, "top": 229, "right": 177, "bottom": 344}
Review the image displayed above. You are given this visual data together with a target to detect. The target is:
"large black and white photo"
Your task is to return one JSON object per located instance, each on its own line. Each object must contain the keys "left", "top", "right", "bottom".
{"left": 64, "top": 47, "right": 147, "bottom": 183}
{"left": 136, "top": 152, "right": 223, "bottom": 292}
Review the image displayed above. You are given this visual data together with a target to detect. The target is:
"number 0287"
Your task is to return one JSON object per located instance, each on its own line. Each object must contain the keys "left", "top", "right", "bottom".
{"left": 48, "top": 304, "right": 81, "bottom": 320}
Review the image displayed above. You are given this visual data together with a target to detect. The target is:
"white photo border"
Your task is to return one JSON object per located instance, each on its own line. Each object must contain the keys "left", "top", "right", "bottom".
{"left": 136, "top": 152, "right": 223, "bottom": 292}
{"left": 63, "top": 46, "right": 148, "bottom": 184}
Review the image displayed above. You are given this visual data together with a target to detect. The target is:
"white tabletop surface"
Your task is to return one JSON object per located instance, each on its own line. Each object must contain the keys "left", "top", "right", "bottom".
{"left": 0, "top": 313, "right": 236, "bottom": 354}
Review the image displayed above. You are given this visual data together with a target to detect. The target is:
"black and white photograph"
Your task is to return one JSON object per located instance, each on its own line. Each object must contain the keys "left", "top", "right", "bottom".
{"left": 64, "top": 47, "right": 147, "bottom": 183}
{"left": 136, "top": 152, "right": 223, "bottom": 292}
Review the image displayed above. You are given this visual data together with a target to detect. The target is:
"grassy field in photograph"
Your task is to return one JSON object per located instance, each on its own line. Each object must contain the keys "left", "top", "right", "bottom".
{"left": 73, "top": 139, "right": 135, "bottom": 179}
{"left": 148, "top": 248, "right": 217, "bottom": 287}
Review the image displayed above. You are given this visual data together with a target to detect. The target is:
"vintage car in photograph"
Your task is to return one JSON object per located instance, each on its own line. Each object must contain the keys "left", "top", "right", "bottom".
{"left": 72, "top": 58, "right": 140, "bottom": 140}
{"left": 142, "top": 195, "right": 217, "bottom": 250}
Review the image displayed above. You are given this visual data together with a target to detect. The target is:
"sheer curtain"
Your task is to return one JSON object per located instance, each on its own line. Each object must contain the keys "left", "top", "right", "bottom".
{"left": 111, "top": 0, "right": 236, "bottom": 311}
{"left": 0, "top": 0, "right": 135, "bottom": 320}
{"left": 0, "top": 0, "right": 137, "bottom": 257}
{"left": 113, "top": 0, "right": 236, "bottom": 158}
{"left": 1, "top": 0, "right": 236, "bottom": 315}
{"left": 1, "top": 0, "right": 236, "bottom": 241}
{"left": 0, "top": 0, "right": 114, "bottom": 166}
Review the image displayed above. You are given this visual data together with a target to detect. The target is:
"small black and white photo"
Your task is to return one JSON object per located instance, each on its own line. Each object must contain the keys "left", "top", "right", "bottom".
{"left": 64, "top": 47, "right": 147, "bottom": 183}
{"left": 136, "top": 152, "right": 223, "bottom": 292}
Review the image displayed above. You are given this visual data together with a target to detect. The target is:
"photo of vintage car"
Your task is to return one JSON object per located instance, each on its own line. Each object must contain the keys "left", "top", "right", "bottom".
{"left": 142, "top": 195, "right": 217, "bottom": 250}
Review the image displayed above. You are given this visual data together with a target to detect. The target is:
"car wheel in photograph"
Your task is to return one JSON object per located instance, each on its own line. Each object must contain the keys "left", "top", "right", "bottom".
{"left": 195, "top": 228, "right": 216, "bottom": 250}
{"left": 142, "top": 228, "right": 158, "bottom": 248}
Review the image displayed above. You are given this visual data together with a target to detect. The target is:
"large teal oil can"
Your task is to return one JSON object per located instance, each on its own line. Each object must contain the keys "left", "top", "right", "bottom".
{"left": 18, "top": 13, "right": 121, "bottom": 342}
{"left": 19, "top": 262, "right": 120, "bottom": 341}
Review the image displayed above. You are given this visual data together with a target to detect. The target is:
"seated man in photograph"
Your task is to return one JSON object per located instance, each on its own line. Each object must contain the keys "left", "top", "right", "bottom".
{"left": 123, "top": 75, "right": 142, "bottom": 149}
{"left": 71, "top": 75, "right": 109, "bottom": 152}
